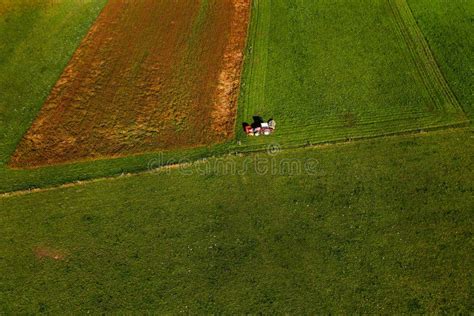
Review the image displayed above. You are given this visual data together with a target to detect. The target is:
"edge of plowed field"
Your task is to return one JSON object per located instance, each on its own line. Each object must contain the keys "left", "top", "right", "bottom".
{"left": 8, "top": 0, "right": 252, "bottom": 168}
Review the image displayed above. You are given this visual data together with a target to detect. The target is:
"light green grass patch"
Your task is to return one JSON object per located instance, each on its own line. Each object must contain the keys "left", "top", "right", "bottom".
{"left": 237, "top": 0, "right": 468, "bottom": 149}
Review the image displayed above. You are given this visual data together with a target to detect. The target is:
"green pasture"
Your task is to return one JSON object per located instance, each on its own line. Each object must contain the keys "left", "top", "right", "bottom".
{"left": 1, "top": 129, "right": 472, "bottom": 313}
{"left": 408, "top": 0, "right": 474, "bottom": 119}
{"left": 236, "top": 0, "right": 467, "bottom": 149}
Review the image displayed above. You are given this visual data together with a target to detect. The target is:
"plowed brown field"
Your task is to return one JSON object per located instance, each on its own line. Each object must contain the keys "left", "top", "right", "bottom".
{"left": 10, "top": 0, "right": 250, "bottom": 168}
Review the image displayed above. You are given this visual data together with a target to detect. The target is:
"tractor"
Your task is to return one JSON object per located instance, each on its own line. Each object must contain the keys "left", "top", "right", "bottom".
{"left": 244, "top": 118, "right": 276, "bottom": 136}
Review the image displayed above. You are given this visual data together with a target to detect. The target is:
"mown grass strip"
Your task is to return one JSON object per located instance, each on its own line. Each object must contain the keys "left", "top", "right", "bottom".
{"left": 237, "top": 0, "right": 271, "bottom": 130}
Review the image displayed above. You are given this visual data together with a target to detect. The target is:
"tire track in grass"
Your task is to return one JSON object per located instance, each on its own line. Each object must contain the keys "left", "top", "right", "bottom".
{"left": 386, "top": 1, "right": 438, "bottom": 110}
{"left": 398, "top": 0, "right": 463, "bottom": 112}
{"left": 388, "top": 0, "right": 445, "bottom": 112}
{"left": 387, "top": 0, "right": 464, "bottom": 113}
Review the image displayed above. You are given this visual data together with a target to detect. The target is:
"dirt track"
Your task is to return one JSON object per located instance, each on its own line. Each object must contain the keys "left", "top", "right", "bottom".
{"left": 10, "top": 0, "right": 250, "bottom": 168}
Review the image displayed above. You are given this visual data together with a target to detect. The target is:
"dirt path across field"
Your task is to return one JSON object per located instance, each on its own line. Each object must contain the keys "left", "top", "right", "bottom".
{"left": 10, "top": 0, "right": 250, "bottom": 168}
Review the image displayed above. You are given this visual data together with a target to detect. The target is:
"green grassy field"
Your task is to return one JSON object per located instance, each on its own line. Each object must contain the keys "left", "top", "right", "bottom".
{"left": 236, "top": 0, "right": 467, "bottom": 149}
{"left": 1, "top": 129, "right": 472, "bottom": 313}
{"left": 408, "top": 0, "right": 474, "bottom": 119}
{"left": 0, "top": 0, "right": 473, "bottom": 313}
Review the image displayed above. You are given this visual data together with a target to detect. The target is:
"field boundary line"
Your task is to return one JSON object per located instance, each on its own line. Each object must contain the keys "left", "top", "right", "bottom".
{"left": 230, "top": 0, "right": 255, "bottom": 136}
{"left": 234, "top": 119, "right": 470, "bottom": 151}
{"left": 0, "top": 125, "right": 470, "bottom": 199}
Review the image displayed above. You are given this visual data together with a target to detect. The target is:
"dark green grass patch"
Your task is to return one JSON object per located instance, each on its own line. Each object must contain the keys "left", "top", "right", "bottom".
{"left": 0, "top": 129, "right": 472, "bottom": 313}
{"left": 237, "top": 0, "right": 467, "bottom": 149}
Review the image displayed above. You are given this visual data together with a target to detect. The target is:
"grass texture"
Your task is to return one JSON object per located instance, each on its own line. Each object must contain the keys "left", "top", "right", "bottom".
{"left": 1, "top": 129, "right": 472, "bottom": 313}
{"left": 236, "top": 0, "right": 467, "bottom": 150}
{"left": 407, "top": 0, "right": 473, "bottom": 119}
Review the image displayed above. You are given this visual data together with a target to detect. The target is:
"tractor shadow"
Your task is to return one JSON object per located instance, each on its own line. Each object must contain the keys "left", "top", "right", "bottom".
{"left": 242, "top": 116, "right": 265, "bottom": 131}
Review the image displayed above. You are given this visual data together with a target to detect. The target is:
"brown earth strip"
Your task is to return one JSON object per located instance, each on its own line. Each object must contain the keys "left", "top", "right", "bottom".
{"left": 10, "top": 0, "right": 250, "bottom": 168}
{"left": 211, "top": 0, "right": 252, "bottom": 138}
{"left": 34, "top": 246, "right": 66, "bottom": 261}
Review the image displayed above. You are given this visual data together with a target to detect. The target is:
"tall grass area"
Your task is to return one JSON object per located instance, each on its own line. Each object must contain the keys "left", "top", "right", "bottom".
{"left": 407, "top": 0, "right": 474, "bottom": 119}
{"left": 1, "top": 129, "right": 472, "bottom": 313}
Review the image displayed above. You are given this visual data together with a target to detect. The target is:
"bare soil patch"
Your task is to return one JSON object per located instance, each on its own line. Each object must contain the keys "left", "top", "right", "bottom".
{"left": 10, "top": 0, "right": 250, "bottom": 168}
{"left": 34, "top": 246, "right": 66, "bottom": 261}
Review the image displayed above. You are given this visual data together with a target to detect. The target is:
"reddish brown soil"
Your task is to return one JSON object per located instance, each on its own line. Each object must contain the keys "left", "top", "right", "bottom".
{"left": 34, "top": 246, "right": 66, "bottom": 261}
{"left": 10, "top": 0, "right": 250, "bottom": 168}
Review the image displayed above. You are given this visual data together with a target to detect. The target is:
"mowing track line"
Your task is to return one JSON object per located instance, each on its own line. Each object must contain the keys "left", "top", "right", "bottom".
{"left": 388, "top": 0, "right": 463, "bottom": 113}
